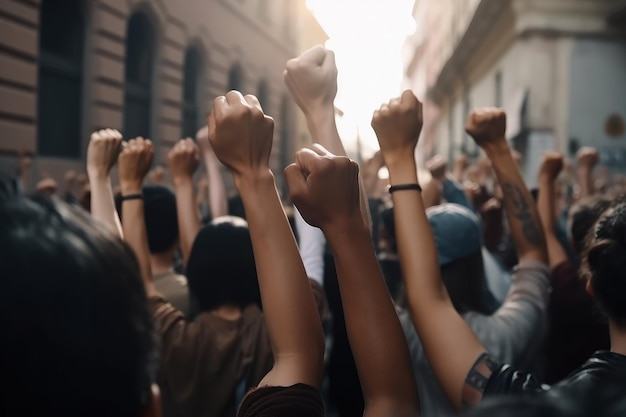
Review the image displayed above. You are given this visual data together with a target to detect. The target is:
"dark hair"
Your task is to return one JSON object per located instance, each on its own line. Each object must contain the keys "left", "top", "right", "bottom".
{"left": 583, "top": 200, "right": 626, "bottom": 328}
{"left": 568, "top": 195, "right": 612, "bottom": 254}
{"left": 116, "top": 185, "right": 179, "bottom": 254}
{"left": 185, "top": 216, "right": 261, "bottom": 311}
{"left": 0, "top": 187, "right": 158, "bottom": 416}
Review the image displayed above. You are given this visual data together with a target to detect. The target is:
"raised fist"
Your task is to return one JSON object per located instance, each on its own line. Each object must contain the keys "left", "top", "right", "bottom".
{"left": 87, "top": 129, "right": 123, "bottom": 179}
{"left": 118, "top": 137, "right": 154, "bottom": 191}
{"left": 168, "top": 138, "right": 200, "bottom": 183}
{"left": 465, "top": 108, "right": 506, "bottom": 149}
{"left": 36, "top": 177, "right": 58, "bottom": 196}
{"left": 284, "top": 45, "right": 338, "bottom": 115}
{"left": 208, "top": 91, "right": 274, "bottom": 179}
{"left": 576, "top": 147, "right": 599, "bottom": 170}
{"left": 539, "top": 151, "right": 564, "bottom": 181}
{"left": 285, "top": 144, "right": 361, "bottom": 229}
{"left": 148, "top": 166, "right": 164, "bottom": 184}
{"left": 371, "top": 90, "right": 423, "bottom": 166}
{"left": 454, "top": 154, "right": 469, "bottom": 172}
{"left": 426, "top": 155, "right": 448, "bottom": 180}
{"left": 64, "top": 170, "right": 77, "bottom": 185}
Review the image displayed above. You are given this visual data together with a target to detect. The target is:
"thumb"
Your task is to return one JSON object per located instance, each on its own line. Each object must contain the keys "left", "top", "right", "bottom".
{"left": 284, "top": 163, "right": 307, "bottom": 204}
{"left": 295, "top": 148, "right": 323, "bottom": 176}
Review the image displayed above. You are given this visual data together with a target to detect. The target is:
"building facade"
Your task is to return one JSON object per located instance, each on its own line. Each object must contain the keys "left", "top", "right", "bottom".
{"left": 404, "top": 0, "right": 626, "bottom": 185}
{"left": 0, "top": 0, "right": 326, "bottom": 194}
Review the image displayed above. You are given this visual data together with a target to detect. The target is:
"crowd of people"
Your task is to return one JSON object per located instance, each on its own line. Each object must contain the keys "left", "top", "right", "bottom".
{"left": 2, "top": 45, "right": 625, "bottom": 417}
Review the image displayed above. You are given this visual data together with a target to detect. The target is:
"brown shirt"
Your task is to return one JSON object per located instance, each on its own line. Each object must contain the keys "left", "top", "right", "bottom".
{"left": 151, "top": 297, "right": 273, "bottom": 417}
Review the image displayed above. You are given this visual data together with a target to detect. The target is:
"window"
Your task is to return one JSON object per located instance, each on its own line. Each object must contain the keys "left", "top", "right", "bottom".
{"left": 182, "top": 46, "right": 203, "bottom": 138}
{"left": 227, "top": 63, "right": 244, "bottom": 92}
{"left": 257, "top": 80, "right": 269, "bottom": 109}
{"left": 123, "top": 13, "right": 156, "bottom": 139}
{"left": 37, "top": 0, "right": 86, "bottom": 158}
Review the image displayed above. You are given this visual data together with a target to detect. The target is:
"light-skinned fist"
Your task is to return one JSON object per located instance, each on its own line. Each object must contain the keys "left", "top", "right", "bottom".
{"left": 118, "top": 137, "right": 154, "bottom": 193}
{"left": 427, "top": 155, "right": 448, "bottom": 181}
{"left": 539, "top": 151, "right": 564, "bottom": 181}
{"left": 371, "top": 90, "right": 423, "bottom": 167}
{"left": 86, "top": 129, "right": 123, "bottom": 179}
{"left": 576, "top": 147, "right": 599, "bottom": 170}
{"left": 36, "top": 177, "right": 58, "bottom": 196}
{"left": 208, "top": 91, "right": 274, "bottom": 181}
{"left": 285, "top": 144, "right": 361, "bottom": 230}
{"left": 465, "top": 108, "right": 507, "bottom": 150}
{"left": 168, "top": 138, "right": 200, "bottom": 184}
{"left": 284, "top": 46, "right": 338, "bottom": 115}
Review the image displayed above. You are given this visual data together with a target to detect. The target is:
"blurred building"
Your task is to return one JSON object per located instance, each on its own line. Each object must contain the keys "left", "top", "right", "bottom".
{"left": 404, "top": 0, "right": 626, "bottom": 184}
{"left": 0, "top": 0, "right": 326, "bottom": 194}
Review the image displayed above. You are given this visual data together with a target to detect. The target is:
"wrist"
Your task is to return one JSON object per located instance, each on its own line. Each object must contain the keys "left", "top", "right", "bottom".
{"left": 387, "top": 158, "right": 419, "bottom": 185}
{"left": 120, "top": 181, "right": 143, "bottom": 195}
{"left": 172, "top": 175, "right": 193, "bottom": 188}
{"left": 234, "top": 169, "right": 275, "bottom": 194}
{"left": 481, "top": 138, "right": 509, "bottom": 156}
{"left": 87, "top": 169, "right": 110, "bottom": 182}
{"left": 323, "top": 215, "right": 369, "bottom": 241}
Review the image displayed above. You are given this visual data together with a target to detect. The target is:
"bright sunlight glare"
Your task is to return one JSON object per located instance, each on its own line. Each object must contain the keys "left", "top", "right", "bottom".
{"left": 306, "top": 0, "right": 416, "bottom": 159}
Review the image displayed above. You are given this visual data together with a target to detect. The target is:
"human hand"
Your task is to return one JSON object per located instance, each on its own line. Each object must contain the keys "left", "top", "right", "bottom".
{"left": 427, "top": 155, "right": 448, "bottom": 181}
{"left": 283, "top": 45, "right": 338, "bottom": 115}
{"left": 285, "top": 144, "right": 361, "bottom": 230}
{"left": 64, "top": 170, "right": 77, "bottom": 186}
{"left": 148, "top": 166, "right": 164, "bottom": 184}
{"left": 465, "top": 108, "right": 507, "bottom": 151}
{"left": 86, "top": 129, "right": 123, "bottom": 179}
{"left": 539, "top": 151, "right": 564, "bottom": 181}
{"left": 168, "top": 138, "right": 200, "bottom": 184}
{"left": 576, "top": 147, "right": 599, "bottom": 170}
{"left": 36, "top": 177, "right": 58, "bottom": 196}
{"left": 371, "top": 90, "right": 423, "bottom": 167}
{"left": 118, "top": 137, "right": 154, "bottom": 194}
{"left": 208, "top": 91, "right": 274, "bottom": 181}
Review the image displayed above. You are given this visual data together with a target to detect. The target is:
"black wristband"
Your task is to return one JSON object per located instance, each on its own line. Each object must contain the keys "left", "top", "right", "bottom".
{"left": 388, "top": 183, "right": 422, "bottom": 193}
{"left": 120, "top": 193, "right": 143, "bottom": 202}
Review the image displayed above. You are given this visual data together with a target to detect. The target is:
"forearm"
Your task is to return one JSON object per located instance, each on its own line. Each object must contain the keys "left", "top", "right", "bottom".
{"left": 325, "top": 220, "right": 419, "bottom": 415}
{"left": 538, "top": 176, "right": 567, "bottom": 269}
{"left": 173, "top": 177, "right": 200, "bottom": 265}
{"left": 486, "top": 143, "right": 547, "bottom": 263}
{"left": 576, "top": 166, "right": 594, "bottom": 198}
{"left": 89, "top": 175, "right": 123, "bottom": 238}
{"left": 389, "top": 158, "right": 485, "bottom": 412}
{"left": 121, "top": 182, "right": 155, "bottom": 295}
{"left": 237, "top": 173, "right": 325, "bottom": 387}
{"left": 204, "top": 152, "right": 228, "bottom": 219}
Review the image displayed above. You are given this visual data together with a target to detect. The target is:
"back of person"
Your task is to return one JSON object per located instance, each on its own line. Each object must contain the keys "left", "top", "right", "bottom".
{"left": 152, "top": 216, "right": 272, "bottom": 417}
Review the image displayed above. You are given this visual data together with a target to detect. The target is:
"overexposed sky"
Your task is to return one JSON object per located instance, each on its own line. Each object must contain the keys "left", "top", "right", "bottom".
{"left": 306, "top": 0, "right": 416, "bottom": 159}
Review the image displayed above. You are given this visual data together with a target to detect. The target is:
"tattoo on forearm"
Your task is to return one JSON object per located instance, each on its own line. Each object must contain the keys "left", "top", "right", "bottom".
{"left": 462, "top": 352, "right": 500, "bottom": 407}
{"left": 502, "top": 183, "right": 543, "bottom": 246}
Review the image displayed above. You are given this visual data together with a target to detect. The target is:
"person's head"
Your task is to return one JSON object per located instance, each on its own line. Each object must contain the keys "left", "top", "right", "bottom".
{"left": 382, "top": 203, "right": 486, "bottom": 315}
{"left": 185, "top": 216, "right": 261, "bottom": 311}
{"left": 116, "top": 185, "right": 179, "bottom": 255}
{"left": 568, "top": 195, "right": 612, "bottom": 254}
{"left": 0, "top": 186, "right": 159, "bottom": 416}
{"left": 582, "top": 199, "right": 626, "bottom": 329}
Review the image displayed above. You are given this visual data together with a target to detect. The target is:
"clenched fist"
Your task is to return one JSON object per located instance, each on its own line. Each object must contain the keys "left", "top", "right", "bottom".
{"left": 285, "top": 145, "right": 361, "bottom": 230}
{"left": 168, "top": 138, "right": 200, "bottom": 183}
{"left": 284, "top": 46, "right": 338, "bottom": 115}
{"left": 371, "top": 90, "right": 423, "bottom": 167}
{"left": 539, "top": 151, "right": 564, "bottom": 181}
{"left": 86, "top": 129, "right": 123, "bottom": 179}
{"left": 208, "top": 91, "right": 274, "bottom": 180}
{"left": 427, "top": 155, "right": 448, "bottom": 181}
{"left": 118, "top": 137, "right": 154, "bottom": 193}
{"left": 576, "top": 147, "right": 599, "bottom": 170}
{"left": 465, "top": 108, "right": 506, "bottom": 150}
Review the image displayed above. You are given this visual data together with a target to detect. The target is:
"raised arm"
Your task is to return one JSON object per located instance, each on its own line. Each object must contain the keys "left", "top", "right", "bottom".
{"left": 208, "top": 91, "right": 324, "bottom": 389}
{"left": 197, "top": 126, "right": 228, "bottom": 219}
{"left": 537, "top": 152, "right": 568, "bottom": 269}
{"left": 167, "top": 138, "right": 201, "bottom": 264}
{"left": 371, "top": 91, "right": 486, "bottom": 412}
{"left": 286, "top": 145, "right": 420, "bottom": 417}
{"left": 465, "top": 109, "right": 547, "bottom": 265}
{"left": 86, "top": 129, "right": 123, "bottom": 238}
{"left": 575, "top": 147, "right": 598, "bottom": 199}
{"left": 118, "top": 137, "right": 156, "bottom": 295}
{"left": 284, "top": 46, "right": 371, "bottom": 229}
